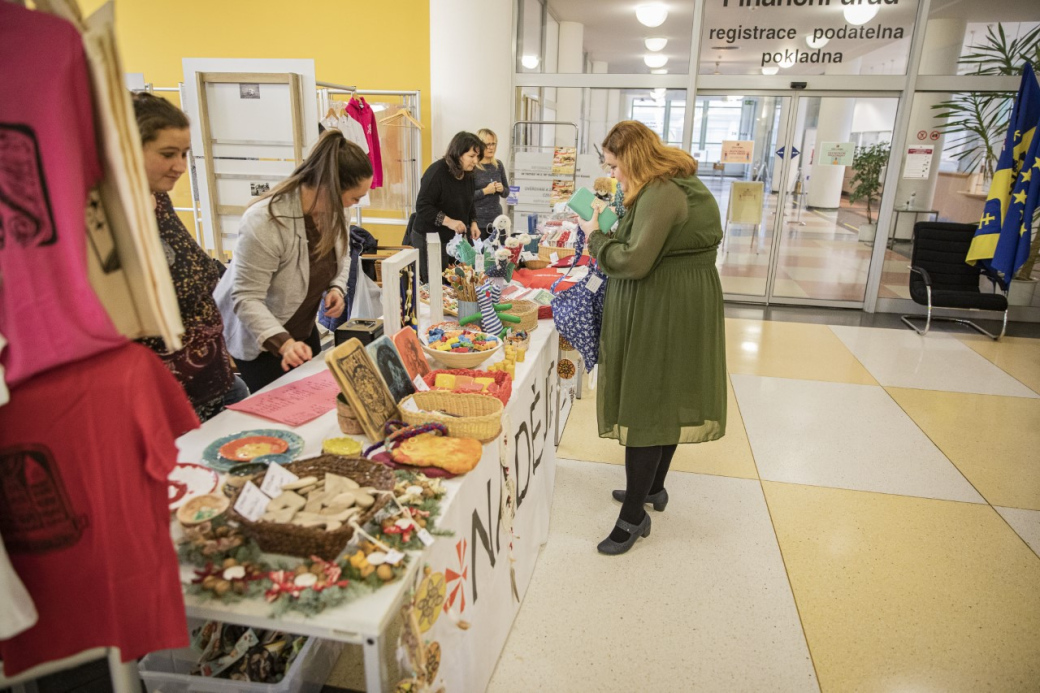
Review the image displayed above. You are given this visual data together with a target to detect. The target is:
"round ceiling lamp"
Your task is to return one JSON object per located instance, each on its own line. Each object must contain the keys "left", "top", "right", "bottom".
{"left": 521, "top": 55, "right": 540, "bottom": 69}
{"left": 636, "top": 3, "right": 668, "bottom": 28}
{"left": 644, "top": 37, "right": 668, "bottom": 52}
{"left": 644, "top": 53, "right": 669, "bottom": 69}
{"left": 761, "top": 66, "right": 779, "bottom": 75}
{"left": 806, "top": 35, "right": 829, "bottom": 49}
{"left": 843, "top": 4, "right": 879, "bottom": 26}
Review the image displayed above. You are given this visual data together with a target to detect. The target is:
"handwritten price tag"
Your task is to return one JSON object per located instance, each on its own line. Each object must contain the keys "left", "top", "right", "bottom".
{"left": 234, "top": 481, "right": 270, "bottom": 523}
{"left": 417, "top": 528, "right": 435, "bottom": 547}
{"left": 259, "top": 463, "right": 299, "bottom": 497}
{"left": 413, "top": 374, "right": 430, "bottom": 391}
{"left": 586, "top": 275, "right": 603, "bottom": 294}
{"left": 385, "top": 549, "right": 405, "bottom": 565}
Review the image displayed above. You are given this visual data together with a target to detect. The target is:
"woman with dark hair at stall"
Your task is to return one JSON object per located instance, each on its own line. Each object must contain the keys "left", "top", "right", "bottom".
{"left": 131, "top": 92, "right": 243, "bottom": 421}
{"left": 412, "top": 131, "right": 484, "bottom": 273}
{"left": 214, "top": 129, "right": 373, "bottom": 392}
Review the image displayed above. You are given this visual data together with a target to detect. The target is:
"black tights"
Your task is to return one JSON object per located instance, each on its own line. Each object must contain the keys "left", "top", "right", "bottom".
{"left": 613, "top": 444, "right": 677, "bottom": 540}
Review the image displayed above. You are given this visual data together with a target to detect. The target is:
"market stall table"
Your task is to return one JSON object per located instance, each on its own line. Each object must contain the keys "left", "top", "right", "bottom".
{"left": 173, "top": 322, "right": 562, "bottom": 692}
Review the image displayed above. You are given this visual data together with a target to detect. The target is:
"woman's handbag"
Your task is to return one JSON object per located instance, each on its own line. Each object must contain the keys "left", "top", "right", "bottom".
{"left": 550, "top": 227, "right": 607, "bottom": 371}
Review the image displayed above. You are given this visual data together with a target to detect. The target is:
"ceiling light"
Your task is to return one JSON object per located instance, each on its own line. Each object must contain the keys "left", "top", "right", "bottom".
{"left": 636, "top": 3, "right": 668, "bottom": 28}
{"left": 761, "top": 66, "right": 779, "bottom": 75}
{"left": 521, "top": 55, "right": 540, "bottom": 70}
{"left": 643, "top": 53, "right": 668, "bottom": 68}
{"left": 806, "top": 35, "right": 829, "bottom": 49}
{"left": 778, "top": 56, "right": 796, "bottom": 69}
{"left": 644, "top": 37, "right": 668, "bottom": 52}
{"left": 651, "top": 68, "right": 668, "bottom": 74}
{"left": 843, "top": 4, "right": 879, "bottom": 25}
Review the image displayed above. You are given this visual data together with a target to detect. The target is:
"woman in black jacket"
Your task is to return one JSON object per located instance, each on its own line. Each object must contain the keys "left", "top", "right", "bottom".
{"left": 412, "top": 131, "right": 484, "bottom": 276}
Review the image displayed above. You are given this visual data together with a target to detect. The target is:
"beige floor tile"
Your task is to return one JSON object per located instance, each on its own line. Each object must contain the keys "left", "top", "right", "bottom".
{"left": 726, "top": 318, "right": 877, "bottom": 385}
{"left": 958, "top": 335, "right": 1040, "bottom": 396}
{"left": 764, "top": 482, "right": 1040, "bottom": 693}
{"left": 556, "top": 378, "right": 758, "bottom": 480}
{"left": 720, "top": 275, "right": 769, "bottom": 296}
{"left": 489, "top": 461, "right": 818, "bottom": 692}
{"left": 995, "top": 506, "right": 1040, "bottom": 558}
{"left": 886, "top": 387, "right": 1040, "bottom": 510}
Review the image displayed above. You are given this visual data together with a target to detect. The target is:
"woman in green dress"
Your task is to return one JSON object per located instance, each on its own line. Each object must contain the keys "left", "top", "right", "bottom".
{"left": 581, "top": 121, "right": 727, "bottom": 555}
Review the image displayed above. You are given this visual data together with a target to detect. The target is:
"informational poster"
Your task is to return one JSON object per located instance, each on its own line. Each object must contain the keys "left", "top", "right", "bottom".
{"left": 551, "top": 147, "right": 576, "bottom": 176}
{"left": 903, "top": 146, "right": 934, "bottom": 180}
{"left": 727, "top": 181, "right": 765, "bottom": 225}
{"left": 550, "top": 180, "right": 575, "bottom": 206}
{"left": 819, "top": 141, "right": 855, "bottom": 166}
{"left": 721, "top": 140, "right": 754, "bottom": 164}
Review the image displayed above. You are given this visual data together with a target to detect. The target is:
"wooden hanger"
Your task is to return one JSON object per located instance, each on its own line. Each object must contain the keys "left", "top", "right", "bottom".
{"left": 379, "top": 108, "right": 423, "bottom": 128}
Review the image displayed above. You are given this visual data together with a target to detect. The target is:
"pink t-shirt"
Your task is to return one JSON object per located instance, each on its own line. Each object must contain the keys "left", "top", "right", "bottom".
{"left": 346, "top": 97, "right": 383, "bottom": 188}
{"left": 0, "top": 5, "right": 124, "bottom": 387}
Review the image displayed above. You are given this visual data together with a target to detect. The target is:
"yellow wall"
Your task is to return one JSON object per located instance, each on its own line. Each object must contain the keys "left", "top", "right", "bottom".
{"left": 79, "top": 0, "right": 432, "bottom": 246}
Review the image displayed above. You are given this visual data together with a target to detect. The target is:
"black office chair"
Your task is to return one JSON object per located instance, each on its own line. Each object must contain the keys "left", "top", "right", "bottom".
{"left": 900, "top": 221, "right": 1008, "bottom": 340}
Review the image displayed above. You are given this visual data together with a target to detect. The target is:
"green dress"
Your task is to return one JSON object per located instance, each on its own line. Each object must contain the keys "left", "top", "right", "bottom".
{"left": 588, "top": 176, "right": 727, "bottom": 448}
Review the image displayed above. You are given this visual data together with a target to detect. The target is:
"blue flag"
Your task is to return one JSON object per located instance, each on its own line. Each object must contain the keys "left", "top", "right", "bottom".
{"left": 967, "top": 62, "right": 1040, "bottom": 287}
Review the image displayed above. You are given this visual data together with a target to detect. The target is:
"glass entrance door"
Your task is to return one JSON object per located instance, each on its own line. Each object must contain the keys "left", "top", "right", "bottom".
{"left": 700, "top": 93, "right": 900, "bottom": 306}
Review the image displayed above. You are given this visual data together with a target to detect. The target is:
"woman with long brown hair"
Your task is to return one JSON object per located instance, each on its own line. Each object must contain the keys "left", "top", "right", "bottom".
{"left": 132, "top": 92, "right": 238, "bottom": 421}
{"left": 581, "top": 120, "right": 727, "bottom": 555}
{"left": 215, "top": 129, "right": 373, "bottom": 392}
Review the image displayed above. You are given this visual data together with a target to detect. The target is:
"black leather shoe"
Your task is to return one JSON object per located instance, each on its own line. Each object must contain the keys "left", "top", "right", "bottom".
{"left": 611, "top": 488, "right": 669, "bottom": 511}
{"left": 596, "top": 513, "right": 651, "bottom": 555}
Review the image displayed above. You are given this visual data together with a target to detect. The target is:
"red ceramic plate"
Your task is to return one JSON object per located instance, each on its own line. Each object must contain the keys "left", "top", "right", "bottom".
{"left": 218, "top": 435, "right": 289, "bottom": 462}
{"left": 168, "top": 463, "right": 219, "bottom": 510}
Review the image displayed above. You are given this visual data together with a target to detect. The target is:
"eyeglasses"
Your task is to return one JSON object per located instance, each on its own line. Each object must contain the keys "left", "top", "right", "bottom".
{"left": 484, "top": 141, "right": 497, "bottom": 147}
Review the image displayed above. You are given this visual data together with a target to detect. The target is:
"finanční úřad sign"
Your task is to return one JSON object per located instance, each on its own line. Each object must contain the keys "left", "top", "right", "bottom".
{"left": 708, "top": 0, "right": 909, "bottom": 68}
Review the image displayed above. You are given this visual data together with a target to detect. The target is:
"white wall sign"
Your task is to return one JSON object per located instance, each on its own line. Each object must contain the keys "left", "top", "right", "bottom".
{"left": 819, "top": 141, "right": 855, "bottom": 166}
{"left": 721, "top": 140, "right": 754, "bottom": 164}
{"left": 903, "top": 147, "right": 934, "bottom": 180}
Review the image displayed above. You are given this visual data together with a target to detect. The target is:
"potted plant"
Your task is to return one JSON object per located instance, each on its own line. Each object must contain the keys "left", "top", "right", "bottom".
{"left": 849, "top": 142, "right": 890, "bottom": 242}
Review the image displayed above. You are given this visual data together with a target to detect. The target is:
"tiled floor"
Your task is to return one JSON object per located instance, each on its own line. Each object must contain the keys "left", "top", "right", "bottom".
{"left": 489, "top": 319, "right": 1040, "bottom": 692}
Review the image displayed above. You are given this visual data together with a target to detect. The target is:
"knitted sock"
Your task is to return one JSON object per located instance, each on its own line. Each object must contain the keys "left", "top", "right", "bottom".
{"left": 610, "top": 446, "right": 661, "bottom": 542}
{"left": 649, "top": 444, "right": 678, "bottom": 495}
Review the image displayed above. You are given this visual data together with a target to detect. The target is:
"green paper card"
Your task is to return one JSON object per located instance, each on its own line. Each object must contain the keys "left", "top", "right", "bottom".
{"left": 566, "top": 187, "right": 618, "bottom": 233}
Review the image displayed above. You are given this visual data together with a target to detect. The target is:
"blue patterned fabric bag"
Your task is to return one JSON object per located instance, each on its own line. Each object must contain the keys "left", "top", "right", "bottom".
{"left": 317, "top": 229, "right": 365, "bottom": 331}
{"left": 550, "top": 227, "right": 608, "bottom": 371}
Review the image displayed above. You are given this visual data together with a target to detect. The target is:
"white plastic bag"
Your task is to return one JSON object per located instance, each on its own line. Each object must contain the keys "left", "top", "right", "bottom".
{"left": 351, "top": 272, "right": 383, "bottom": 320}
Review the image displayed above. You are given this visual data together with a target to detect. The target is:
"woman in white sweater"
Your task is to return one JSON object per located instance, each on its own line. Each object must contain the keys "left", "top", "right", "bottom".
{"left": 214, "top": 130, "right": 373, "bottom": 391}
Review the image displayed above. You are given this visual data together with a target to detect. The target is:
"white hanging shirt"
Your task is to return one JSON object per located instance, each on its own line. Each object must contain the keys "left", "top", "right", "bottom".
{"left": 336, "top": 113, "right": 370, "bottom": 154}
{"left": 0, "top": 536, "right": 37, "bottom": 639}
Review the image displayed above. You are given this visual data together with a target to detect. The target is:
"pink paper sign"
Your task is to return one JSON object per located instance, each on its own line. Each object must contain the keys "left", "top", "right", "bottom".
{"left": 227, "top": 371, "right": 340, "bottom": 427}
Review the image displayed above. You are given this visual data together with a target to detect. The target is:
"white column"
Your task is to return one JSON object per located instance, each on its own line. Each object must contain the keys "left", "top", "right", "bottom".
{"left": 429, "top": 0, "right": 513, "bottom": 159}
{"left": 556, "top": 21, "right": 584, "bottom": 147}
{"left": 588, "top": 61, "right": 609, "bottom": 150}
{"left": 807, "top": 58, "right": 862, "bottom": 208}
{"left": 892, "top": 17, "right": 967, "bottom": 237}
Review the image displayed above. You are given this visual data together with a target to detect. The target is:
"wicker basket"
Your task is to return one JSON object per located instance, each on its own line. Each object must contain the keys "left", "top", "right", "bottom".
{"left": 336, "top": 394, "right": 364, "bottom": 435}
{"left": 421, "top": 341, "right": 500, "bottom": 369}
{"left": 538, "top": 245, "right": 576, "bottom": 264}
{"left": 422, "top": 368, "right": 512, "bottom": 405}
{"left": 228, "top": 456, "right": 395, "bottom": 561}
{"left": 398, "top": 391, "right": 503, "bottom": 443}
{"left": 502, "top": 300, "right": 539, "bottom": 331}
{"left": 524, "top": 259, "right": 550, "bottom": 270}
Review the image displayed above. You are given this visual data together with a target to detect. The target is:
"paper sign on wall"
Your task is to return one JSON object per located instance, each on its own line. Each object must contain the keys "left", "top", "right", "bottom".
{"left": 903, "top": 147, "right": 934, "bottom": 180}
{"left": 819, "top": 142, "right": 855, "bottom": 166}
{"left": 507, "top": 185, "right": 520, "bottom": 205}
{"left": 721, "top": 140, "right": 754, "bottom": 164}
